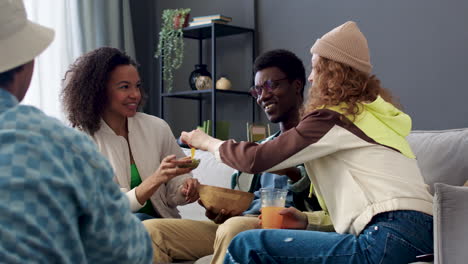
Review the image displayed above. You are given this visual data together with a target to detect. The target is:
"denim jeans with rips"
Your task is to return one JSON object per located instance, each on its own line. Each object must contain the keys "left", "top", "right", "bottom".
{"left": 224, "top": 210, "right": 433, "bottom": 264}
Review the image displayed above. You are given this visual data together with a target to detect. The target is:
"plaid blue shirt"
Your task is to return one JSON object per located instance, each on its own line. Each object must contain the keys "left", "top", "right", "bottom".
{"left": 0, "top": 88, "right": 152, "bottom": 263}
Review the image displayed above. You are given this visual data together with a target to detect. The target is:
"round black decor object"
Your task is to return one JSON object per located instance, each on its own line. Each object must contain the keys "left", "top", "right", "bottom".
{"left": 189, "top": 64, "right": 211, "bottom": 90}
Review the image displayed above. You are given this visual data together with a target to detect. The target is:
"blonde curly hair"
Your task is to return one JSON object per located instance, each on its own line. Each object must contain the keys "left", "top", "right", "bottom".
{"left": 304, "top": 56, "right": 401, "bottom": 120}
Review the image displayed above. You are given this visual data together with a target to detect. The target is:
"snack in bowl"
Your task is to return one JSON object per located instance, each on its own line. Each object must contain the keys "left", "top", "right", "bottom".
{"left": 197, "top": 184, "right": 255, "bottom": 215}
{"left": 177, "top": 158, "right": 200, "bottom": 169}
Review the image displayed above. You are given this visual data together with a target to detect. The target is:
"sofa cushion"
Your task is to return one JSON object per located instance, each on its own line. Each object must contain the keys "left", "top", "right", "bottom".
{"left": 407, "top": 128, "right": 468, "bottom": 194}
{"left": 433, "top": 183, "right": 468, "bottom": 264}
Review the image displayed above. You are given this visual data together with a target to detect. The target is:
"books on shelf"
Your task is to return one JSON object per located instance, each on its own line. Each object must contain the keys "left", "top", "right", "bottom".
{"left": 192, "top": 14, "right": 232, "bottom": 22}
{"left": 188, "top": 19, "right": 230, "bottom": 27}
{"left": 189, "top": 14, "right": 232, "bottom": 27}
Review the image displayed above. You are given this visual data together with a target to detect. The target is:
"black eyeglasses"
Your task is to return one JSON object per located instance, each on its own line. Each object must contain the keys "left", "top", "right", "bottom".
{"left": 249, "top": 77, "right": 289, "bottom": 98}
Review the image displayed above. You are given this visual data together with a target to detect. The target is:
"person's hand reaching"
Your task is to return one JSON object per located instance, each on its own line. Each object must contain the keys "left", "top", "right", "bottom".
{"left": 180, "top": 129, "right": 222, "bottom": 153}
{"left": 181, "top": 178, "right": 200, "bottom": 203}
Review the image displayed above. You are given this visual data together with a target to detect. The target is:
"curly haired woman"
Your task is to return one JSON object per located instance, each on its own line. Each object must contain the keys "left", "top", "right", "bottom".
{"left": 181, "top": 21, "right": 433, "bottom": 263}
{"left": 61, "top": 47, "right": 199, "bottom": 221}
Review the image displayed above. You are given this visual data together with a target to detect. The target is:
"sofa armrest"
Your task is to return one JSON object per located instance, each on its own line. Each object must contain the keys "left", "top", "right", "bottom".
{"left": 433, "top": 183, "right": 468, "bottom": 264}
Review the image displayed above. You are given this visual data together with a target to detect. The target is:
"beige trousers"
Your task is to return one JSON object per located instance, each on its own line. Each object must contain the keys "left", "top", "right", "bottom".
{"left": 143, "top": 216, "right": 259, "bottom": 264}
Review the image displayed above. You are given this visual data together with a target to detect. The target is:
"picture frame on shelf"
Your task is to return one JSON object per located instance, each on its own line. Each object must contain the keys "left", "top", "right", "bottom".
{"left": 247, "top": 123, "right": 270, "bottom": 142}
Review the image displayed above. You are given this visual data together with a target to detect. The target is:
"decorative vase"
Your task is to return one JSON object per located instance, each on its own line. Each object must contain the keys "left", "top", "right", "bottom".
{"left": 195, "top": 76, "right": 212, "bottom": 90}
{"left": 216, "top": 77, "right": 232, "bottom": 90}
{"left": 189, "top": 64, "right": 211, "bottom": 90}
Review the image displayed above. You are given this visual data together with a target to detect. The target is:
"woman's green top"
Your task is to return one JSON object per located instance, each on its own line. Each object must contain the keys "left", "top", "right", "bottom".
{"left": 130, "top": 164, "right": 158, "bottom": 217}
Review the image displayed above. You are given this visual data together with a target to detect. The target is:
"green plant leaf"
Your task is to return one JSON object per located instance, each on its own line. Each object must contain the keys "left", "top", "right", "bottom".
{"left": 155, "top": 8, "right": 191, "bottom": 92}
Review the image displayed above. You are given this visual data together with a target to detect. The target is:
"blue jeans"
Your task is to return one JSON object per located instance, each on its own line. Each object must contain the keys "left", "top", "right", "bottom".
{"left": 134, "top": 213, "right": 155, "bottom": 221}
{"left": 224, "top": 210, "right": 433, "bottom": 264}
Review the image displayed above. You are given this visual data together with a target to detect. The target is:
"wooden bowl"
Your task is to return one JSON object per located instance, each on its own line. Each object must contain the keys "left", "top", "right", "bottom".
{"left": 197, "top": 184, "right": 255, "bottom": 215}
{"left": 177, "top": 159, "right": 200, "bottom": 168}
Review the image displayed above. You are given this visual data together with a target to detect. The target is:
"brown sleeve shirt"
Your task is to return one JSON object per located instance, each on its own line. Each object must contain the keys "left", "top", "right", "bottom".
{"left": 216, "top": 109, "right": 433, "bottom": 235}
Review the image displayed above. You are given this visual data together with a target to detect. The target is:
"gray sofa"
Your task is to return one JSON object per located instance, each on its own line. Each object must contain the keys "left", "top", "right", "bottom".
{"left": 407, "top": 128, "right": 468, "bottom": 264}
{"left": 175, "top": 128, "right": 468, "bottom": 264}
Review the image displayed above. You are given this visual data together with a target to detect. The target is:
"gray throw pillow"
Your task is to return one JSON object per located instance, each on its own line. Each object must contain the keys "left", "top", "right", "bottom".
{"left": 433, "top": 183, "right": 468, "bottom": 264}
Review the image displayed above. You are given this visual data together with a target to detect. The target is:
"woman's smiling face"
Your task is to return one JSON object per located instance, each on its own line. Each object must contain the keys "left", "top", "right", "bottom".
{"left": 104, "top": 64, "right": 141, "bottom": 119}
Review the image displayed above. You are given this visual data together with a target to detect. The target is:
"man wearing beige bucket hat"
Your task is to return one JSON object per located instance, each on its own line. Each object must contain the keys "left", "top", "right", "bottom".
{"left": 182, "top": 21, "right": 434, "bottom": 264}
{"left": 0, "top": 0, "right": 152, "bottom": 262}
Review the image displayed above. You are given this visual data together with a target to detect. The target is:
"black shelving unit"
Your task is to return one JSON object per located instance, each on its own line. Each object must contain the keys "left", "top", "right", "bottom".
{"left": 159, "top": 23, "right": 256, "bottom": 138}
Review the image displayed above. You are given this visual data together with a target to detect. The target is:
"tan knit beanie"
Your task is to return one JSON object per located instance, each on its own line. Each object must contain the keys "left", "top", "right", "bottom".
{"left": 311, "top": 21, "right": 372, "bottom": 74}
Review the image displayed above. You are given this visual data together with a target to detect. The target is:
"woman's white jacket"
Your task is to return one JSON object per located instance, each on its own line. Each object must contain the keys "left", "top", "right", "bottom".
{"left": 92, "top": 112, "right": 191, "bottom": 218}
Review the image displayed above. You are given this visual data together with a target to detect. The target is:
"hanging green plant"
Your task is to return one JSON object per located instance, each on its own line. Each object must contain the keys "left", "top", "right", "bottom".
{"left": 155, "top": 8, "right": 191, "bottom": 92}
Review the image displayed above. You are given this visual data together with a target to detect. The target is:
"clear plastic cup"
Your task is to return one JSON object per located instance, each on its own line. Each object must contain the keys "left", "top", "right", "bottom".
{"left": 260, "top": 188, "right": 288, "bottom": 229}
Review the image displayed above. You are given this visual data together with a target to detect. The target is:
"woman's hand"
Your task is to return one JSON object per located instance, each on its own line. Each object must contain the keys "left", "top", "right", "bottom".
{"left": 153, "top": 155, "right": 194, "bottom": 183}
{"left": 279, "top": 207, "right": 308, "bottom": 229}
{"left": 259, "top": 207, "right": 308, "bottom": 229}
{"left": 181, "top": 178, "right": 200, "bottom": 203}
{"left": 135, "top": 155, "right": 193, "bottom": 205}
{"left": 180, "top": 129, "right": 222, "bottom": 153}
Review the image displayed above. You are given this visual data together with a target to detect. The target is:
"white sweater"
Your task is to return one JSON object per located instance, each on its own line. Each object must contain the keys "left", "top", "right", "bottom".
{"left": 92, "top": 112, "right": 191, "bottom": 218}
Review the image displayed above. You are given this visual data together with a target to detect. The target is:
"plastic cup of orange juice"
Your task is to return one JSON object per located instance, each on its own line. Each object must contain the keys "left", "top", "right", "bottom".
{"left": 260, "top": 188, "right": 288, "bottom": 229}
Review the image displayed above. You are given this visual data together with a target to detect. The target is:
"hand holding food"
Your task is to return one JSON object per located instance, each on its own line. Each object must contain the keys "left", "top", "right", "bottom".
{"left": 136, "top": 155, "right": 194, "bottom": 205}
{"left": 180, "top": 129, "right": 223, "bottom": 153}
{"left": 154, "top": 155, "right": 194, "bottom": 183}
{"left": 177, "top": 158, "right": 200, "bottom": 169}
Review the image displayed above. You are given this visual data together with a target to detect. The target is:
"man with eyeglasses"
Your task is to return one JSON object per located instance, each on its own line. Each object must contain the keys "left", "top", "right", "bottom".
{"left": 143, "top": 49, "right": 333, "bottom": 264}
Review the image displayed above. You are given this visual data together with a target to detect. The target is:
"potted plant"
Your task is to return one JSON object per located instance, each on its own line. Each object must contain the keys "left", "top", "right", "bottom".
{"left": 155, "top": 8, "right": 191, "bottom": 92}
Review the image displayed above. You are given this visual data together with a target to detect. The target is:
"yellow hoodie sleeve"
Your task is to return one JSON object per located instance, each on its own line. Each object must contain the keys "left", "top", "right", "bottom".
{"left": 304, "top": 211, "right": 334, "bottom": 232}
